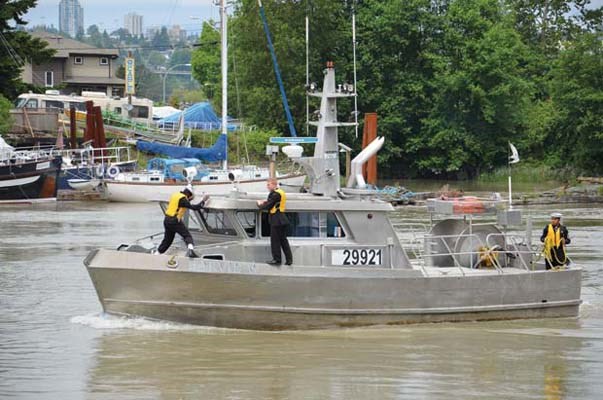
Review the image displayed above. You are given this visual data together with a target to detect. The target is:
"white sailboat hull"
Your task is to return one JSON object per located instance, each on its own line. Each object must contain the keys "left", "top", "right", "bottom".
{"left": 104, "top": 173, "right": 306, "bottom": 202}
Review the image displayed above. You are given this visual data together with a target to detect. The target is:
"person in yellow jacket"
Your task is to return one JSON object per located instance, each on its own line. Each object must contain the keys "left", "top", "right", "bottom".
{"left": 540, "top": 212, "right": 571, "bottom": 269}
{"left": 156, "top": 187, "right": 209, "bottom": 257}
{"left": 257, "top": 178, "right": 292, "bottom": 266}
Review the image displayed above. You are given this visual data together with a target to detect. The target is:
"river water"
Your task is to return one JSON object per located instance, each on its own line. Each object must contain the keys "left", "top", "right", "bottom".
{"left": 1, "top": 199, "right": 602, "bottom": 399}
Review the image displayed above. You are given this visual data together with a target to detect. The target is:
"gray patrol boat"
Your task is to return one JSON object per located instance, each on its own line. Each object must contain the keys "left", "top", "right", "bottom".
{"left": 84, "top": 63, "right": 581, "bottom": 330}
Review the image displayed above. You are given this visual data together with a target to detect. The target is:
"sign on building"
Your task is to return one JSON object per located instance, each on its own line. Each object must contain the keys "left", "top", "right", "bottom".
{"left": 125, "top": 57, "right": 136, "bottom": 95}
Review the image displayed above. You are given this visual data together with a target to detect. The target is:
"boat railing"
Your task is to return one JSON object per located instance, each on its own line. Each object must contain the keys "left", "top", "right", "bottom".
{"left": 419, "top": 231, "right": 547, "bottom": 274}
{"left": 392, "top": 222, "right": 429, "bottom": 261}
{"left": 52, "top": 146, "right": 133, "bottom": 166}
{"left": 6, "top": 145, "right": 57, "bottom": 164}
{"left": 424, "top": 233, "right": 489, "bottom": 275}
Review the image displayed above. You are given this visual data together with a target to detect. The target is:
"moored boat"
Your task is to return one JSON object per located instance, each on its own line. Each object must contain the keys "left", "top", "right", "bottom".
{"left": 0, "top": 139, "right": 62, "bottom": 203}
{"left": 55, "top": 145, "right": 136, "bottom": 191}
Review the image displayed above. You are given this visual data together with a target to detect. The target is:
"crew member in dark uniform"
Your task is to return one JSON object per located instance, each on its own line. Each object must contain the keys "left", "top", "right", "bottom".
{"left": 540, "top": 212, "right": 571, "bottom": 269}
{"left": 156, "top": 187, "right": 209, "bottom": 257}
{"left": 257, "top": 178, "right": 292, "bottom": 266}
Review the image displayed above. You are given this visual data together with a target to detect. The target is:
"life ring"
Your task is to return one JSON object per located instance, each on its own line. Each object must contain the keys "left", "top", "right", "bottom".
{"left": 107, "top": 165, "right": 120, "bottom": 178}
{"left": 95, "top": 165, "right": 105, "bottom": 177}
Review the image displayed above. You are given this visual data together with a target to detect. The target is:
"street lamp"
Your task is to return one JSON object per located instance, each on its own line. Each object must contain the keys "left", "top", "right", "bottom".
{"left": 162, "top": 63, "right": 192, "bottom": 104}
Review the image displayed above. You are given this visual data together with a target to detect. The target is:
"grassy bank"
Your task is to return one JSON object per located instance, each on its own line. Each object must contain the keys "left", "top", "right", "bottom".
{"left": 477, "top": 162, "right": 578, "bottom": 184}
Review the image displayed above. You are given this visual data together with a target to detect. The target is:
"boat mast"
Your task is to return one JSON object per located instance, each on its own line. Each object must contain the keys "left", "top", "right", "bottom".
{"left": 221, "top": 0, "right": 228, "bottom": 170}
{"left": 352, "top": 9, "right": 358, "bottom": 138}
{"left": 305, "top": 15, "right": 309, "bottom": 136}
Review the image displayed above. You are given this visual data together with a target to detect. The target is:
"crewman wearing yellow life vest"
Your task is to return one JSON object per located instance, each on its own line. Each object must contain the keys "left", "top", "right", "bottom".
{"left": 257, "top": 178, "right": 292, "bottom": 266}
{"left": 540, "top": 212, "right": 571, "bottom": 269}
{"left": 156, "top": 187, "right": 209, "bottom": 257}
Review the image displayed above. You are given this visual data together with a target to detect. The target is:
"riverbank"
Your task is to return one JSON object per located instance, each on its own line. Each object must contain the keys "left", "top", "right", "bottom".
{"left": 517, "top": 182, "right": 603, "bottom": 205}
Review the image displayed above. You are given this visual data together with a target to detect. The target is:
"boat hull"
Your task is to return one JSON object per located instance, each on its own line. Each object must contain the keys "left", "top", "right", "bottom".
{"left": 85, "top": 249, "right": 582, "bottom": 330}
{"left": 104, "top": 173, "right": 307, "bottom": 202}
{"left": 0, "top": 156, "right": 62, "bottom": 203}
{"left": 58, "top": 160, "right": 137, "bottom": 190}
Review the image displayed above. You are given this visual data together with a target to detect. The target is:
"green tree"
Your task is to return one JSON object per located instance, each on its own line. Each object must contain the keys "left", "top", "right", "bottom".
{"left": 548, "top": 33, "right": 603, "bottom": 173}
{"left": 407, "top": 0, "right": 533, "bottom": 177}
{"left": 86, "top": 24, "right": 103, "bottom": 47}
{"left": 191, "top": 21, "right": 220, "bottom": 100}
{"left": 228, "top": 0, "right": 352, "bottom": 132}
{"left": 0, "top": 0, "right": 55, "bottom": 99}
{"left": 0, "top": 94, "right": 13, "bottom": 133}
{"left": 169, "top": 48, "right": 192, "bottom": 67}
{"left": 356, "top": 0, "right": 441, "bottom": 174}
{"left": 151, "top": 26, "right": 171, "bottom": 51}
{"left": 147, "top": 50, "right": 167, "bottom": 68}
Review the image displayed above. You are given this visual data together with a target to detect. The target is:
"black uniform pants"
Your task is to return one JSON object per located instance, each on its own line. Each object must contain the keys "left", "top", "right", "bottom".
{"left": 270, "top": 224, "right": 292, "bottom": 264}
{"left": 158, "top": 217, "right": 193, "bottom": 254}
{"left": 545, "top": 247, "right": 568, "bottom": 269}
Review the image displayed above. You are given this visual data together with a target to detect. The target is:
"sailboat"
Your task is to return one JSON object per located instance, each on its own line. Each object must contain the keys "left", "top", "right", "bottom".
{"left": 0, "top": 136, "right": 62, "bottom": 204}
{"left": 104, "top": 0, "right": 305, "bottom": 202}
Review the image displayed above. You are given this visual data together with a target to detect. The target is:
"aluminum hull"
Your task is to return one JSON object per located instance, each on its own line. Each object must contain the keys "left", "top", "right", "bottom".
{"left": 85, "top": 249, "right": 582, "bottom": 330}
{"left": 104, "top": 173, "right": 306, "bottom": 202}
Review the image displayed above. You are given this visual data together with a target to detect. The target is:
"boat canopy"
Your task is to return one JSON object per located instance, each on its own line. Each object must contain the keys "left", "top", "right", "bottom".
{"left": 136, "top": 133, "right": 227, "bottom": 163}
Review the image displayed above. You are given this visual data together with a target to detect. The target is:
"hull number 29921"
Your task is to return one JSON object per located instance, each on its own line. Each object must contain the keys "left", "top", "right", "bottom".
{"left": 331, "top": 248, "right": 383, "bottom": 266}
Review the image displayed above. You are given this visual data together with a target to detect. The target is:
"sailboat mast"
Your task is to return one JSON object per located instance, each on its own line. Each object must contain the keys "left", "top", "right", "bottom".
{"left": 221, "top": 0, "right": 228, "bottom": 170}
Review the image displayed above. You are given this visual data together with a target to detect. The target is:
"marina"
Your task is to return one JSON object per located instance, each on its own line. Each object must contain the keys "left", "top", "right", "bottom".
{"left": 1, "top": 0, "right": 602, "bottom": 398}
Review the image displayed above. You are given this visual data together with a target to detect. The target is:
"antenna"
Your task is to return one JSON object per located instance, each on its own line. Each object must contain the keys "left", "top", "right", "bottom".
{"left": 219, "top": 0, "right": 228, "bottom": 170}
{"left": 352, "top": 8, "right": 359, "bottom": 138}
{"left": 305, "top": 15, "right": 310, "bottom": 136}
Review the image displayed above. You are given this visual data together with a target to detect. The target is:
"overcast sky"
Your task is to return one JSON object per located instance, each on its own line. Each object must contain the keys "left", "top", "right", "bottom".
{"left": 25, "top": 0, "right": 218, "bottom": 34}
{"left": 24, "top": 0, "right": 603, "bottom": 34}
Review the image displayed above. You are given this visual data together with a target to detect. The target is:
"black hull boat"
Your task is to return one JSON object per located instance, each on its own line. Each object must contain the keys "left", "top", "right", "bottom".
{"left": 0, "top": 156, "right": 62, "bottom": 203}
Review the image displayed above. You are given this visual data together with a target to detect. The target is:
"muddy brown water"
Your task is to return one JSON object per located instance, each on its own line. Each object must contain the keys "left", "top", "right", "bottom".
{"left": 1, "top": 200, "right": 602, "bottom": 399}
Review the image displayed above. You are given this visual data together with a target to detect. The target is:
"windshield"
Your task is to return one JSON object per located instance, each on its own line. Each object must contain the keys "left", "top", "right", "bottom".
{"left": 14, "top": 98, "right": 27, "bottom": 108}
{"left": 197, "top": 209, "right": 237, "bottom": 236}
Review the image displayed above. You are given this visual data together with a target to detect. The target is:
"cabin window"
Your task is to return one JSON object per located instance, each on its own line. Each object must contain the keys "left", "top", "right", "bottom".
{"left": 44, "top": 100, "right": 64, "bottom": 110}
{"left": 261, "top": 212, "right": 345, "bottom": 238}
{"left": 25, "top": 99, "right": 38, "bottom": 109}
{"left": 45, "top": 71, "right": 54, "bottom": 87}
{"left": 74, "top": 56, "right": 83, "bottom": 65}
{"left": 131, "top": 177, "right": 140, "bottom": 181}
{"left": 236, "top": 211, "right": 257, "bottom": 238}
{"left": 326, "top": 212, "right": 346, "bottom": 238}
{"left": 209, "top": 176, "right": 218, "bottom": 181}
{"left": 169, "top": 164, "right": 184, "bottom": 176}
{"left": 70, "top": 102, "right": 86, "bottom": 111}
{"left": 114, "top": 107, "right": 122, "bottom": 114}
{"left": 199, "top": 209, "right": 237, "bottom": 236}
{"left": 150, "top": 177, "right": 160, "bottom": 182}
{"left": 99, "top": 57, "right": 109, "bottom": 65}
{"left": 129, "top": 105, "right": 149, "bottom": 119}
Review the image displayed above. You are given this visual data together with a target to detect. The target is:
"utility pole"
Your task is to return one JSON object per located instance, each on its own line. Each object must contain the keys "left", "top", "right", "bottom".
{"left": 127, "top": 50, "right": 133, "bottom": 105}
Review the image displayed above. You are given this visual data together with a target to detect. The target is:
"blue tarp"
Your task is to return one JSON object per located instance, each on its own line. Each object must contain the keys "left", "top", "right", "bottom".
{"left": 157, "top": 102, "right": 238, "bottom": 131}
{"left": 136, "top": 134, "right": 227, "bottom": 163}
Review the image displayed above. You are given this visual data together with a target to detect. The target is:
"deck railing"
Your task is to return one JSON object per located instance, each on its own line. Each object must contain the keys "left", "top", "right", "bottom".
{"left": 393, "top": 222, "right": 545, "bottom": 275}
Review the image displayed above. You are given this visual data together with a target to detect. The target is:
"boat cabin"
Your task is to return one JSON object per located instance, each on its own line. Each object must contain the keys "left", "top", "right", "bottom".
{"left": 148, "top": 193, "right": 412, "bottom": 269}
